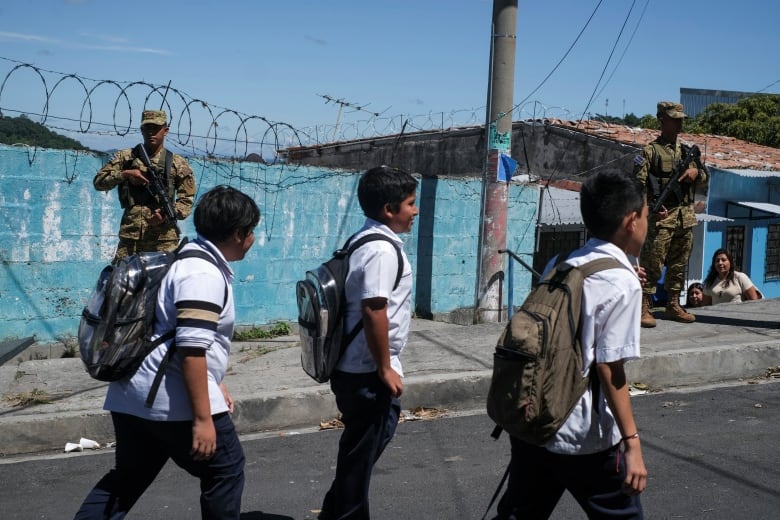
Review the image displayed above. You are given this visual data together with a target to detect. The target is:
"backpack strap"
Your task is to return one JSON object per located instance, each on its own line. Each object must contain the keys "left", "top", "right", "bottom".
{"left": 341, "top": 233, "right": 405, "bottom": 350}
{"left": 164, "top": 149, "right": 175, "bottom": 201}
{"left": 576, "top": 257, "right": 624, "bottom": 278}
{"left": 542, "top": 248, "right": 577, "bottom": 281}
{"left": 144, "top": 247, "right": 227, "bottom": 409}
{"left": 346, "top": 233, "right": 404, "bottom": 290}
{"left": 570, "top": 256, "right": 630, "bottom": 347}
{"left": 481, "top": 462, "right": 511, "bottom": 520}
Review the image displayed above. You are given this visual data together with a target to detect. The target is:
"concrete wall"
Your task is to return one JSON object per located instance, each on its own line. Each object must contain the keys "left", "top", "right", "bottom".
{"left": 283, "top": 121, "right": 641, "bottom": 180}
{"left": 0, "top": 144, "right": 539, "bottom": 344}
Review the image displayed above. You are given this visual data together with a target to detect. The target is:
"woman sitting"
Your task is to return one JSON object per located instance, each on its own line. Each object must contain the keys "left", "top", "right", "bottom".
{"left": 702, "top": 249, "right": 761, "bottom": 305}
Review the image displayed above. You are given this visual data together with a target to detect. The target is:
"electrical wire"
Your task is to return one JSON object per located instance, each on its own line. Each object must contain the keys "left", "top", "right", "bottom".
{"left": 508, "top": 0, "right": 604, "bottom": 121}
{"left": 575, "top": 0, "right": 637, "bottom": 125}
{"left": 593, "top": 0, "right": 650, "bottom": 105}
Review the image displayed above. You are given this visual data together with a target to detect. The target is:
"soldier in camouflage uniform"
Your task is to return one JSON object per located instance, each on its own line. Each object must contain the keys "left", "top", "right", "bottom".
{"left": 634, "top": 101, "right": 708, "bottom": 327}
{"left": 94, "top": 110, "right": 196, "bottom": 263}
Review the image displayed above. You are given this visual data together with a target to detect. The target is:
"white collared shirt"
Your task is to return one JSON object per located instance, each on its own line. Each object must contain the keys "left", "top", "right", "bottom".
{"left": 542, "top": 238, "right": 642, "bottom": 454}
{"left": 104, "top": 236, "right": 234, "bottom": 421}
{"left": 336, "top": 218, "right": 413, "bottom": 376}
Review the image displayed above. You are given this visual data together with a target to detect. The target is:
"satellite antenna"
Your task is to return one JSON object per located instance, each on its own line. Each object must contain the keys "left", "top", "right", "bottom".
{"left": 318, "top": 94, "right": 380, "bottom": 141}
{"left": 159, "top": 80, "right": 171, "bottom": 110}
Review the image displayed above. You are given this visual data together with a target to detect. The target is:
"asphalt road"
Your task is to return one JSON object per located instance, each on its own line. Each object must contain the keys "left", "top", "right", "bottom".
{"left": 1, "top": 380, "right": 778, "bottom": 519}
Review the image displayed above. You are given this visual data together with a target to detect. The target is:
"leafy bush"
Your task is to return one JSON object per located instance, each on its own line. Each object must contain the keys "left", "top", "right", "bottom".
{"left": 233, "top": 321, "right": 292, "bottom": 341}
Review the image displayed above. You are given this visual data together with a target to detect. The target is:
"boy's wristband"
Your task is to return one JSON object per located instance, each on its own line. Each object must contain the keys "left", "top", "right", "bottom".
{"left": 621, "top": 432, "right": 640, "bottom": 442}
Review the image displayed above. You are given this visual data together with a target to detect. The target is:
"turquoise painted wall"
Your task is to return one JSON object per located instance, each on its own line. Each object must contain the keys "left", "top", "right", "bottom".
{"left": 0, "top": 144, "right": 538, "bottom": 343}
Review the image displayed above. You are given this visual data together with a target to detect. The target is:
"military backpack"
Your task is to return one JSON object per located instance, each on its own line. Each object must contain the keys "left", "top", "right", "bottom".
{"left": 486, "top": 253, "right": 624, "bottom": 445}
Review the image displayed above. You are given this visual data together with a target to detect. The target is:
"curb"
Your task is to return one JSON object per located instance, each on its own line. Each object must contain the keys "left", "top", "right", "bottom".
{"left": 1, "top": 340, "right": 778, "bottom": 457}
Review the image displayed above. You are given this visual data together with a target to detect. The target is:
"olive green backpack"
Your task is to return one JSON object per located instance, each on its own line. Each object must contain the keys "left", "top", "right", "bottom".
{"left": 486, "top": 254, "right": 625, "bottom": 445}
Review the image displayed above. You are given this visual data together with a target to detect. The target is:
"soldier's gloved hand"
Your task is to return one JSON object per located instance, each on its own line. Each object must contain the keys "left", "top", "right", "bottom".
{"left": 121, "top": 168, "right": 149, "bottom": 186}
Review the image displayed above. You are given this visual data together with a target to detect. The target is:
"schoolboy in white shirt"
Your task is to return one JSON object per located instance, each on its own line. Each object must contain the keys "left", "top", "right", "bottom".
{"left": 493, "top": 170, "right": 649, "bottom": 519}
{"left": 319, "top": 166, "right": 418, "bottom": 520}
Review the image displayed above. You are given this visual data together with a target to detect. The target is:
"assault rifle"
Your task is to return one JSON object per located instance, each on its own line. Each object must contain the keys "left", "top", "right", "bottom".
{"left": 650, "top": 144, "right": 703, "bottom": 214}
{"left": 133, "top": 143, "right": 178, "bottom": 230}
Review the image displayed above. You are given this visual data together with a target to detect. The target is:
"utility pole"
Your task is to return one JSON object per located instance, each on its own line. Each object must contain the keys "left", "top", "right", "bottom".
{"left": 475, "top": 0, "right": 517, "bottom": 323}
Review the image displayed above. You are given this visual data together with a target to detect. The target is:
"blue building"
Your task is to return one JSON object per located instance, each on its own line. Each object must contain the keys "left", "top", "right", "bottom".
{"left": 700, "top": 168, "right": 780, "bottom": 298}
{"left": 522, "top": 120, "right": 780, "bottom": 304}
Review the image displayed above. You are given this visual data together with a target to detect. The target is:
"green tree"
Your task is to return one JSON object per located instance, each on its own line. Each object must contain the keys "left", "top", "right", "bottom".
{"left": 590, "top": 112, "right": 645, "bottom": 127}
{"left": 638, "top": 114, "right": 659, "bottom": 130}
{"left": 688, "top": 94, "right": 780, "bottom": 148}
{"left": 0, "top": 114, "right": 89, "bottom": 150}
{"left": 623, "top": 113, "right": 641, "bottom": 127}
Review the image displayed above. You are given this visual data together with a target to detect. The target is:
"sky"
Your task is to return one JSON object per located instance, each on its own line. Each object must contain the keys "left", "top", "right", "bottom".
{"left": 0, "top": 0, "right": 778, "bottom": 155}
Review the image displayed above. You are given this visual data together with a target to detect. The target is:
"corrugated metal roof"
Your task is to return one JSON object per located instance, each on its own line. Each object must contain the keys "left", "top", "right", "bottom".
{"left": 696, "top": 213, "right": 733, "bottom": 222}
{"left": 720, "top": 169, "right": 780, "bottom": 178}
{"left": 539, "top": 186, "right": 732, "bottom": 226}
{"left": 680, "top": 88, "right": 754, "bottom": 118}
{"left": 538, "top": 186, "right": 581, "bottom": 226}
{"left": 732, "top": 201, "right": 780, "bottom": 216}
{"left": 538, "top": 185, "right": 728, "bottom": 225}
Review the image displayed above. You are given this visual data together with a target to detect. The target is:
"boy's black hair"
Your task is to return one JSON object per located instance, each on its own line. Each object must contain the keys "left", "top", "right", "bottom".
{"left": 194, "top": 185, "right": 260, "bottom": 243}
{"left": 580, "top": 171, "right": 645, "bottom": 240}
{"left": 358, "top": 165, "right": 418, "bottom": 221}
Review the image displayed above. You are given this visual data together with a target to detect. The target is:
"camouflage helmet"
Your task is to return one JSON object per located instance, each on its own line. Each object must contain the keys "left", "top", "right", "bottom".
{"left": 141, "top": 110, "right": 167, "bottom": 126}
{"left": 656, "top": 101, "right": 686, "bottom": 119}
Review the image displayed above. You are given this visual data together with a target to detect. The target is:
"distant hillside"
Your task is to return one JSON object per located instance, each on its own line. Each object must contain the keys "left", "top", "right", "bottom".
{"left": 0, "top": 115, "right": 89, "bottom": 150}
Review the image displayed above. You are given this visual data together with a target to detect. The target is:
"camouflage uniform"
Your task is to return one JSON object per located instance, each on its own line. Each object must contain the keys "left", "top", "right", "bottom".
{"left": 634, "top": 102, "right": 708, "bottom": 325}
{"left": 94, "top": 111, "right": 196, "bottom": 263}
{"left": 635, "top": 137, "right": 706, "bottom": 293}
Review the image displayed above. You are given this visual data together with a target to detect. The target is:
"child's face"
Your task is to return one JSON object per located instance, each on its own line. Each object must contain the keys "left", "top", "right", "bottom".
{"left": 386, "top": 193, "right": 418, "bottom": 234}
{"left": 626, "top": 201, "right": 649, "bottom": 257}
{"left": 688, "top": 287, "right": 704, "bottom": 306}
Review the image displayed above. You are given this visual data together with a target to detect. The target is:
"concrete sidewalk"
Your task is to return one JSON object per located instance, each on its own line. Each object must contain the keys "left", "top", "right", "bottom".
{"left": 1, "top": 299, "right": 779, "bottom": 457}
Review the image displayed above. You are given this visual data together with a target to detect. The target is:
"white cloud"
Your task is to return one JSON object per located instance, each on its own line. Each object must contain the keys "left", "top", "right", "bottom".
{"left": 79, "top": 32, "right": 130, "bottom": 45}
{"left": 0, "top": 31, "right": 171, "bottom": 55}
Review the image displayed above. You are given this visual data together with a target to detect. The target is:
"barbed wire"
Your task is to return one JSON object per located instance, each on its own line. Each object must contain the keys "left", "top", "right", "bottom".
{"left": 1, "top": 57, "right": 632, "bottom": 263}
{"left": 0, "top": 55, "right": 597, "bottom": 237}
{"left": 0, "top": 57, "right": 310, "bottom": 162}
{"left": 0, "top": 57, "right": 581, "bottom": 159}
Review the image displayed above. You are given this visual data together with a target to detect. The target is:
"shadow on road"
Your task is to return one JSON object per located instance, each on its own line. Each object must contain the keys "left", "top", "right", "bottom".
{"left": 240, "top": 512, "right": 295, "bottom": 520}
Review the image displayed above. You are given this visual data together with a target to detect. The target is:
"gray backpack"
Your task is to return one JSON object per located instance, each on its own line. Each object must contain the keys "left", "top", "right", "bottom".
{"left": 296, "top": 234, "right": 402, "bottom": 383}
{"left": 78, "top": 242, "right": 223, "bottom": 406}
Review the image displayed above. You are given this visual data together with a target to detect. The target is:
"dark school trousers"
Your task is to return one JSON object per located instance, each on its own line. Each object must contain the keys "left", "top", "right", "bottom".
{"left": 73, "top": 411, "right": 245, "bottom": 520}
{"left": 493, "top": 436, "right": 643, "bottom": 520}
{"left": 319, "top": 370, "right": 401, "bottom": 520}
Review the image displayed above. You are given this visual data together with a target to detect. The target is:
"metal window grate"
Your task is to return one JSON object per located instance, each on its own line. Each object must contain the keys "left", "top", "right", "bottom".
{"left": 766, "top": 224, "right": 780, "bottom": 280}
{"left": 535, "top": 229, "right": 586, "bottom": 274}
{"left": 726, "top": 226, "right": 745, "bottom": 272}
